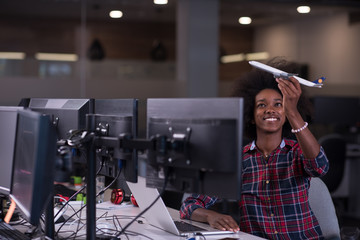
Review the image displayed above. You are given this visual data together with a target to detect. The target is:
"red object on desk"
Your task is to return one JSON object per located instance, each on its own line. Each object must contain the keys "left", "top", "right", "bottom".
{"left": 56, "top": 194, "right": 70, "bottom": 202}
{"left": 130, "top": 194, "right": 138, "bottom": 207}
{"left": 111, "top": 188, "right": 138, "bottom": 207}
{"left": 111, "top": 189, "right": 125, "bottom": 204}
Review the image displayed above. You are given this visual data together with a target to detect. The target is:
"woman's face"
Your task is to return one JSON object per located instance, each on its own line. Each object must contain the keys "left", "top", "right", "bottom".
{"left": 254, "top": 88, "right": 286, "bottom": 135}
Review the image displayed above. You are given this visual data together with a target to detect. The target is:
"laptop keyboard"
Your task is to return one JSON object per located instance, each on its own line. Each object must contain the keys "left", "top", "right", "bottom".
{"left": 174, "top": 220, "right": 207, "bottom": 232}
{"left": 0, "top": 221, "right": 31, "bottom": 240}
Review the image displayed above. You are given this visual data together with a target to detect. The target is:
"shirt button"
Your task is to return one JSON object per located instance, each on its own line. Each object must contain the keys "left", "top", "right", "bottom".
{"left": 265, "top": 164, "right": 268, "bottom": 167}
{"left": 267, "top": 197, "right": 270, "bottom": 201}
{"left": 274, "top": 231, "right": 278, "bottom": 234}
{"left": 266, "top": 180, "right": 270, "bottom": 184}
{"left": 271, "top": 213, "right": 274, "bottom": 217}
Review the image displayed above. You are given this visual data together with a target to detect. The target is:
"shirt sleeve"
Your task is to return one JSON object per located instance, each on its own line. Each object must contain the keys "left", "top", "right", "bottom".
{"left": 303, "top": 146, "right": 329, "bottom": 177}
{"left": 179, "top": 194, "right": 218, "bottom": 219}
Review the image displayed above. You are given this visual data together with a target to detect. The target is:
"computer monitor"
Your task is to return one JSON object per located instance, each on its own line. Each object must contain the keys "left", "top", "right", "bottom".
{"left": 10, "top": 109, "right": 57, "bottom": 226}
{"left": 28, "top": 98, "right": 94, "bottom": 140}
{"left": 0, "top": 106, "right": 23, "bottom": 196}
{"left": 92, "top": 99, "right": 138, "bottom": 184}
{"left": 145, "top": 98, "right": 244, "bottom": 200}
{"left": 84, "top": 99, "right": 139, "bottom": 238}
{"left": 312, "top": 96, "right": 360, "bottom": 126}
{"left": 28, "top": 98, "right": 94, "bottom": 182}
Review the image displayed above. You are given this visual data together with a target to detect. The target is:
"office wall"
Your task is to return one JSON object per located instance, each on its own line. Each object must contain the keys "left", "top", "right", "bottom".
{"left": 0, "top": 17, "right": 252, "bottom": 106}
{"left": 1, "top": 11, "right": 359, "bottom": 107}
{"left": 253, "top": 12, "right": 360, "bottom": 97}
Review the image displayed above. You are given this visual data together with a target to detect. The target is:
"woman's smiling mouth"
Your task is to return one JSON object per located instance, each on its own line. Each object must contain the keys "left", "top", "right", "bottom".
{"left": 264, "top": 117, "right": 278, "bottom": 122}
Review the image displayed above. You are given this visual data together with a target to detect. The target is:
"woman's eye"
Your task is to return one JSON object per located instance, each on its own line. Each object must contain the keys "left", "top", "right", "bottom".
{"left": 275, "top": 102, "right": 283, "bottom": 107}
{"left": 257, "top": 103, "right": 265, "bottom": 108}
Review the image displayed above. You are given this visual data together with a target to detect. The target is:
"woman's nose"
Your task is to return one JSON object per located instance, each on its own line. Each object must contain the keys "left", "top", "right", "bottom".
{"left": 265, "top": 107, "right": 275, "bottom": 113}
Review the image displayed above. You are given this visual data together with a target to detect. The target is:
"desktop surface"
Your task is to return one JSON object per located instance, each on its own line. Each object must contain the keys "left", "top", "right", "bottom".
{"left": 50, "top": 200, "right": 265, "bottom": 240}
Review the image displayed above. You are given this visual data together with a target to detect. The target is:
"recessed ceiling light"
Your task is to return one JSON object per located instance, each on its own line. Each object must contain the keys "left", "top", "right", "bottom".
{"left": 297, "top": 6, "right": 311, "bottom": 14}
{"left": 109, "top": 10, "right": 123, "bottom": 19}
{"left": 238, "top": 17, "right": 252, "bottom": 25}
{"left": 220, "top": 51, "right": 269, "bottom": 63}
{"left": 0, "top": 52, "right": 25, "bottom": 60}
{"left": 154, "top": 0, "right": 168, "bottom": 4}
{"left": 220, "top": 53, "right": 246, "bottom": 63}
{"left": 35, "top": 53, "right": 78, "bottom": 61}
{"left": 246, "top": 52, "right": 270, "bottom": 61}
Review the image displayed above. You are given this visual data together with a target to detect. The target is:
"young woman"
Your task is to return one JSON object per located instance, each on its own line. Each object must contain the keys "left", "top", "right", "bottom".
{"left": 180, "top": 59, "right": 329, "bottom": 239}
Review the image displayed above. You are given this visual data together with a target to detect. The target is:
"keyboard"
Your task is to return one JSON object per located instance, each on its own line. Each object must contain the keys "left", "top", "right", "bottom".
{"left": 174, "top": 220, "right": 207, "bottom": 232}
{"left": 0, "top": 221, "right": 31, "bottom": 240}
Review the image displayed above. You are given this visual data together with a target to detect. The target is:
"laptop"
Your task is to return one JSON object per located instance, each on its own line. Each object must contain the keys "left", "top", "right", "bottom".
{"left": 127, "top": 176, "right": 234, "bottom": 237}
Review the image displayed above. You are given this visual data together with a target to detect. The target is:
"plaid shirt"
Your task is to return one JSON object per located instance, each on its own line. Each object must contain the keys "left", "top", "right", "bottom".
{"left": 180, "top": 139, "right": 329, "bottom": 240}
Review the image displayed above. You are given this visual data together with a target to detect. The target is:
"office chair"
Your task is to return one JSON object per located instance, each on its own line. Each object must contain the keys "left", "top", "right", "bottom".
{"left": 309, "top": 177, "right": 341, "bottom": 240}
{"left": 318, "top": 134, "right": 347, "bottom": 193}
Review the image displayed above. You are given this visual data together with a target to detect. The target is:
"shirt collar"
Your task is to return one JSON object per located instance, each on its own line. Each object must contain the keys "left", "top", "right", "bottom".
{"left": 249, "top": 139, "right": 286, "bottom": 151}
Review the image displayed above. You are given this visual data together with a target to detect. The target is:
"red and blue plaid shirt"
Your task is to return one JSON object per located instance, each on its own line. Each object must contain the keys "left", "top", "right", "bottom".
{"left": 180, "top": 139, "right": 329, "bottom": 240}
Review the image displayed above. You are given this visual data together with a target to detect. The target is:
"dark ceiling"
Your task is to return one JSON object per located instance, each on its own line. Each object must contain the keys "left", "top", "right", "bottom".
{"left": 0, "top": 0, "right": 360, "bottom": 26}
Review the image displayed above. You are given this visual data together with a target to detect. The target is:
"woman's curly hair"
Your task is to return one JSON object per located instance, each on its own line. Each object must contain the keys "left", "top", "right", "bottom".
{"left": 231, "top": 57, "right": 313, "bottom": 140}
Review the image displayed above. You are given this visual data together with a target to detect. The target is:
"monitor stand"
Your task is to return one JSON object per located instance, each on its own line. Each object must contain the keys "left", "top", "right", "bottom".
{"left": 44, "top": 190, "right": 55, "bottom": 239}
{"left": 0, "top": 195, "right": 6, "bottom": 221}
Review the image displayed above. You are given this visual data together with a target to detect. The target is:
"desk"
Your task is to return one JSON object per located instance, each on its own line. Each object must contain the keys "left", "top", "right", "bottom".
{"left": 55, "top": 201, "right": 265, "bottom": 240}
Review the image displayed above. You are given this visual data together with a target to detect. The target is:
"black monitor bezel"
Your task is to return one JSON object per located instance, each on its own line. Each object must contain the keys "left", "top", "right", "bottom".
{"left": 0, "top": 106, "right": 23, "bottom": 196}
{"left": 10, "top": 109, "right": 57, "bottom": 226}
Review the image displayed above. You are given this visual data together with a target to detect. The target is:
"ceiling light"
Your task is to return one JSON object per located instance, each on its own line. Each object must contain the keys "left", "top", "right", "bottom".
{"left": 220, "top": 52, "right": 269, "bottom": 64}
{"left": 246, "top": 52, "right": 270, "bottom": 61}
{"left": 238, "top": 17, "right": 252, "bottom": 25}
{"left": 154, "top": 0, "right": 168, "bottom": 4}
{"left": 109, "top": 10, "right": 123, "bottom": 19}
{"left": 297, "top": 6, "right": 311, "bottom": 14}
{"left": 0, "top": 52, "right": 25, "bottom": 60}
{"left": 220, "top": 53, "right": 245, "bottom": 64}
{"left": 35, "top": 53, "right": 78, "bottom": 62}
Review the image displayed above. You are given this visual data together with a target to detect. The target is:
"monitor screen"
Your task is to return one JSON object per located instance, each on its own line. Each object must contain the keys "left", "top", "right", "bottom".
{"left": 10, "top": 109, "right": 57, "bottom": 226}
{"left": 28, "top": 98, "right": 94, "bottom": 140}
{"left": 312, "top": 96, "right": 360, "bottom": 126}
{"left": 0, "top": 106, "right": 23, "bottom": 195}
{"left": 92, "top": 99, "right": 139, "bottom": 184}
{"left": 145, "top": 98, "right": 244, "bottom": 200}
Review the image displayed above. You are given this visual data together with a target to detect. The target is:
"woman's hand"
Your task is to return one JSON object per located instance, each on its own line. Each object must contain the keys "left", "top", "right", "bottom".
{"left": 276, "top": 76, "right": 321, "bottom": 159}
{"left": 191, "top": 208, "right": 239, "bottom": 232}
{"left": 205, "top": 211, "right": 240, "bottom": 232}
{"left": 276, "top": 76, "right": 301, "bottom": 118}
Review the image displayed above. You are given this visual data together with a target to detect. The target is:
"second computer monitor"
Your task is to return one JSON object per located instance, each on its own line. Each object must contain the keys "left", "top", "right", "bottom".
{"left": 146, "top": 98, "right": 244, "bottom": 200}
{"left": 10, "top": 109, "right": 57, "bottom": 226}
{"left": 312, "top": 96, "right": 360, "bottom": 126}
{"left": 0, "top": 106, "right": 23, "bottom": 196}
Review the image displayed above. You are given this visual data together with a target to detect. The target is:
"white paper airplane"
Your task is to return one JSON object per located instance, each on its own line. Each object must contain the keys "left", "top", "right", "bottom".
{"left": 249, "top": 60, "right": 325, "bottom": 88}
